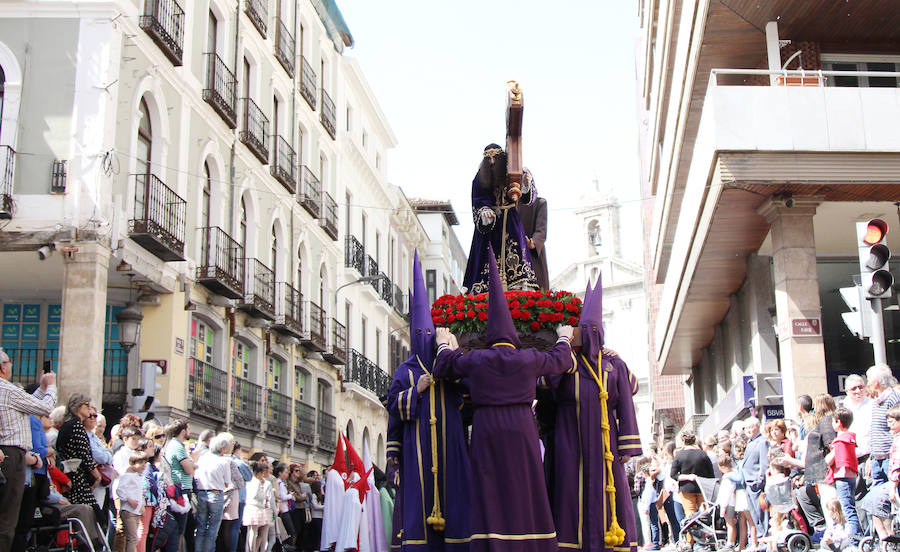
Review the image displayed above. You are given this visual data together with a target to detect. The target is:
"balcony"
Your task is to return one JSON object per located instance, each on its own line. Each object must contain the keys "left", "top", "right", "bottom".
{"left": 203, "top": 53, "right": 237, "bottom": 129}
{"left": 317, "top": 411, "right": 336, "bottom": 452}
{"left": 0, "top": 146, "right": 14, "bottom": 219}
{"left": 266, "top": 389, "right": 292, "bottom": 439}
{"left": 365, "top": 256, "right": 379, "bottom": 288}
{"left": 322, "top": 319, "right": 347, "bottom": 365}
{"left": 379, "top": 272, "right": 393, "bottom": 305}
{"left": 298, "top": 166, "right": 321, "bottom": 218}
{"left": 188, "top": 358, "right": 227, "bottom": 422}
{"left": 273, "top": 283, "right": 303, "bottom": 338}
{"left": 300, "top": 56, "right": 316, "bottom": 110}
{"left": 345, "top": 236, "right": 364, "bottom": 274}
{"left": 301, "top": 301, "right": 327, "bottom": 352}
{"left": 270, "top": 136, "right": 296, "bottom": 193}
{"left": 231, "top": 377, "right": 263, "bottom": 432}
{"left": 129, "top": 173, "right": 186, "bottom": 261}
{"left": 294, "top": 400, "right": 317, "bottom": 446}
{"left": 240, "top": 98, "right": 269, "bottom": 164}
{"left": 393, "top": 284, "right": 406, "bottom": 316}
{"left": 321, "top": 192, "right": 338, "bottom": 240}
{"left": 196, "top": 227, "right": 244, "bottom": 299}
{"left": 245, "top": 0, "right": 266, "bottom": 37}
{"left": 139, "top": 0, "right": 184, "bottom": 66}
{"left": 320, "top": 89, "right": 336, "bottom": 139}
{"left": 239, "top": 258, "right": 275, "bottom": 320}
{"left": 347, "top": 349, "right": 390, "bottom": 398}
{"left": 274, "top": 19, "right": 294, "bottom": 77}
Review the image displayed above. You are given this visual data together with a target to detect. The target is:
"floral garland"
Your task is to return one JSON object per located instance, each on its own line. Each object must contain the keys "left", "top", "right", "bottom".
{"left": 431, "top": 290, "right": 582, "bottom": 333}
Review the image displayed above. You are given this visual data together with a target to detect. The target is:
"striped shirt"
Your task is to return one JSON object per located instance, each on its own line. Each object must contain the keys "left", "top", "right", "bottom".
{"left": 0, "top": 378, "right": 56, "bottom": 450}
{"left": 870, "top": 388, "right": 900, "bottom": 456}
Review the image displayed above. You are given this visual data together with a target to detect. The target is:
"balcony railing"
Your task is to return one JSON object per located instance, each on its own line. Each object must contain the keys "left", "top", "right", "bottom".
{"left": 139, "top": 0, "right": 185, "bottom": 65}
{"left": 323, "top": 319, "right": 347, "bottom": 365}
{"left": 196, "top": 226, "right": 244, "bottom": 299}
{"left": 393, "top": 284, "right": 406, "bottom": 315}
{"left": 274, "top": 19, "right": 294, "bottom": 76}
{"left": 320, "top": 89, "right": 336, "bottom": 139}
{"left": 274, "top": 283, "right": 303, "bottom": 337}
{"left": 347, "top": 349, "right": 390, "bottom": 398}
{"left": 231, "top": 377, "right": 263, "bottom": 431}
{"left": 304, "top": 301, "right": 327, "bottom": 351}
{"left": 270, "top": 136, "right": 296, "bottom": 193}
{"left": 300, "top": 56, "right": 316, "bottom": 109}
{"left": 266, "top": 389, "right": 292, "bottom": 439}
{"left": 317, "top": 411, "right": 337, "bottom": 452}
{"left": 321, "top": 192, "right": 338, "bottom": 240}
{"left": 379, "top": 272, "right": 393, "bottom": 305}
{"left": 298, "top": 166, "right": 321, "bottom": 218}
{"left": 130, "top": 173, "right": 186, "bottom": 261}
{"left": 0, "top": 146, "right": 15, "bottom": 219}
{"left": 345, "top": 236, "right": 364, "bottom": 274}
{"left": 365, "top": 256, "right": 379, "bottom": 288}
{"left": 240, "top": 258, "right": 275, "bottom": 320}
{"left": 294, "top": 400, "right": 316, "bottom": 446}
{"left": 245, "top": 0, "right": 266, "bottom": 37}
{"left": 188, "top": 358, "right": 227, "bottom": 422}
{"left": 203, "top": 53, "right": 237, "bottom": 128}
{"left": 240, "top": 98, "right": 269, "bottom": 164}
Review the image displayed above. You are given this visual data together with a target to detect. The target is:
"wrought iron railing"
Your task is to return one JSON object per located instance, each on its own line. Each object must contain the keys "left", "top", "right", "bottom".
{"left": 298, "top": 166, "right": 321, "bottom": 218}
{"left": 139, "top": 0, "right": 185, "bottom": 65}
{"left": 130, "top": 173, "right": 186, "bottom": 259}
{"left": 274, "top": 19, "right": 294, "bottom": 76}
{"left": 266, "top": 389, "right": 292, "bottom": 439}
{"left": 317, "top": 411, "right": 337, "bottom": 452}
{"left": 322, "top": 192, "right": 338, "bottom": 240}
{"left": 379, "top": 272, "right": 393, "bottom": 305}
{"left": 245, "top": 0, "right": 267, "bottom": 36}
{"left": 320, "top": 88, "right": 336, "bottom": 139}
{"left": 347, "top": 349, "right": 390, "bottom": 398}
{"left": 275, "top": 283, "right": 303, "bottom": 335}
{"left": 196, "top": 226, "right": 244, "bottom": 298}
{"left": 294, "top": 400, "right": 316, "bottom": 446}
{"left": 307, "top": 301, "right": 327, "bottom": 351}
{"left": 366, "top": 256, "right": 379, "bottom": 290}
{"left": 203, "top": 53, "right": 237, "bottom": 128}
{"left": 243, "top": 258, "right": 275, "bottom": 317}
{"left": 231, "top": 377, "right": 263, "bottom": 431}
{"left": 393, "top": 284, "right": 406, "bottom": 315}
{"left": 332, "top": 319, "right": 347, "bottom": 364}
{"left": 345, "top": 236, "right": 365, "bottom": 274}
{"left": 187, "top": 358, "right": 227, "bottom": 421}
{"left": 0, "top": 146, "right": 14, "bottom": 218}
{"left": 240, "top": 98, "right": 269, "bottom": 164}
{"left": 300, "top": 56, "right": 316, "bottom": 109}
{"left": 270, "top": 136, "right": 296, "bottom": 193}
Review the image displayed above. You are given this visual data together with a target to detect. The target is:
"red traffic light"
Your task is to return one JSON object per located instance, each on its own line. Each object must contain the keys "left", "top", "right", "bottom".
{"left": 864, "top": 219, "right": 889, "bottom": 245}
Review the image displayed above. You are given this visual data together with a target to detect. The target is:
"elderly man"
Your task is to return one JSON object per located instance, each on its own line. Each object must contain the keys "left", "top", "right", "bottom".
{"left": 741, "top": 418, "right": 769, "bottom": 535}
{"left": 194, "top": 432, "right": 235, "bottom": 552}
{"left": 843, "top": 374, "right": 873, "bottom": 464}
{"left": 0, "top": 348, "right": 58, "bottom": 550}
{"left": 867, "top": 364, "right": 900, "bottom": 485}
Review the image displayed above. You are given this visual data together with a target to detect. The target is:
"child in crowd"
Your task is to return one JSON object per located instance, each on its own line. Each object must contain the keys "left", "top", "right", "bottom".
{"left": 117, "top": 451, "right": 148, "bottom": 552}
{"left": 716, "top": 455, "right": 739, "bottom": 550}
{"left": 826, "top": 407, "right": 859, "bottom": 536}
{"left": 732, "top": 438, "right": 755, "bottom": 551}
{"left": 760, "top": 511, "right": 791, "bottom": 552}
{"left": 821, "top": 499, "right": 852, "bottom": 552}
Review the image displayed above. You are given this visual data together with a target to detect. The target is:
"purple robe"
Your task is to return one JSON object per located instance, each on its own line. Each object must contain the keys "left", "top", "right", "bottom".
{"left": 387, "top": 356, "right": 471, "bottom": 551}
{"left": 543, "top": 352, "right": 642, "bottom": 552}
{"left": 463, "top": 176, "right": 538, "bottom": 294}
{"left": 434, "top": 340, "right": 576, "bottom": 552}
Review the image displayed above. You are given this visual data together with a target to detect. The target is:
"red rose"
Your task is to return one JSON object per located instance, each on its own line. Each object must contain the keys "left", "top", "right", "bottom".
{"left": 511, "top": 309, "right": 522, "bottom": 319}
{"left": 434, "top": 316, "right": 444, "bottom": 325}
{"left": 475, "top": 302, "right": 485, "bottom": 310}
{"left": 476, "top": 293, "right": 486, "bottom": 301}
{"left": 520, "top": 310, "right": 531, "bottom": 321}
{"left": 467, "top": 310, "right": 476, "bottom": 319}
{"left": 431, "top": 308, "right": 441, "bottom": 317}
{"left": 444, "top": 308, "right": 454, "bottom": 317}
{"left": 511, "top": 301, "right": 520, "bottom": 309}
{"left": 530, "top": 321, "right": 541, "bottom": 331}
{"left": 554, "top": 313, "right": 565, "bottom": 322}
{"left": 553, "top": 301, "right": 564, "bottom": 311}
{"left": 538, "top": 312, "right": 549, "bottom": 323}
{"left": 455, "top": 312, "right": 465, "bottom": 321}
{"left": 567, "top": 316, "right": 578, "bottom": 326}
{"left": 523, "top": 300, "right": 535, "bottom": 308}
{"left": 477, "top": 312, "right": 488, "bottom": 321}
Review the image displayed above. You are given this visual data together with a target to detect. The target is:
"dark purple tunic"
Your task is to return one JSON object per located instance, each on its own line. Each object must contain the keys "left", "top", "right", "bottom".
{"left": 543, "top": 352, "right": 642, "bottom": 552}
{"left": 387, "top": 356, "right": 471, "bottom": 551}
{"left": 434, "top": 340, "right": 576, "bottom": 552}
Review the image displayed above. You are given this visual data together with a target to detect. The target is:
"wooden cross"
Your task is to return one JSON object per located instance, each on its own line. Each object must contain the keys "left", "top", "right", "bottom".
{"left": 506, "top": 80, "right": 524, "bottom": 203}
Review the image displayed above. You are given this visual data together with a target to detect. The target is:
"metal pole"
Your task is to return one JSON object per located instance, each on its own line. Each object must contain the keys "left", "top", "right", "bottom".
{"left": 871, "top": 297, "right": 888, "bottom": 365}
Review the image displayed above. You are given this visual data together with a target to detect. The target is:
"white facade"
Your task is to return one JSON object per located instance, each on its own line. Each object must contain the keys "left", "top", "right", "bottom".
{"left": 410, "top": 199, "right": 466, "bottom": 303}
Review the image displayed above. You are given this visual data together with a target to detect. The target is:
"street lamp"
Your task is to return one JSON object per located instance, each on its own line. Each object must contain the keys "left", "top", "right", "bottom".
{"left": 116, "top": 303, "right": 144, "bottom": 353}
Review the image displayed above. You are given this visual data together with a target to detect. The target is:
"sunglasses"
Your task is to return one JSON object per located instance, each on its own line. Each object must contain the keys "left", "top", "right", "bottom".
{"left": 848, "top": 385, "right": 864, "bottom": 391}
{"left": 88, "top": 414, "right": 98, "bottom": 418}
{"left": 153, "top": 435, "right": 164, "bottom": 440}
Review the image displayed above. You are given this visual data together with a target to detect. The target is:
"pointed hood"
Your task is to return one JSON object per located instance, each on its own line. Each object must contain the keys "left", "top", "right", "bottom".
{"left": 332, "top": 432, "right": 350, "bottom": 490}
{"left": 345, "top": 436, "right": 366, "bottom": 478}
{"left": 579, "top": 272, "right": 605, "bottom": 360}
{"left": 485, "top": 244, "right": 522, "bottom": 348}
{"left": 351, "top": 467, "right": 374, "bottom": 502}
{"left": 411, "top": 250, "right": 436, "bottom": 366}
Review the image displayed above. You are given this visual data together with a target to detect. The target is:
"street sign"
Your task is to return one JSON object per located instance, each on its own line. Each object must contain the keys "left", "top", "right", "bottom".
{"left": 763, "top": 405, "right": 785, "bottom": 419}
{"left": 790, "top": 318, "right": 821, "bottom": 337}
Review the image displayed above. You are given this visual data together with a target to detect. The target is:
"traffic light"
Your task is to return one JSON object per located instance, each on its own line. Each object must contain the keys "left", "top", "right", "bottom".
{"left": 857, "top": 219, "right": 894, "bottom": 300}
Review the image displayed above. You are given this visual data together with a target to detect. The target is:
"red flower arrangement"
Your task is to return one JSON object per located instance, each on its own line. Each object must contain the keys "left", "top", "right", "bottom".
{"left": 431, "top": 290, "right": 581, "bottom": 335}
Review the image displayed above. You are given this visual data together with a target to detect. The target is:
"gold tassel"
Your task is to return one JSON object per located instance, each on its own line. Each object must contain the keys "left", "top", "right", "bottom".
{"left": 417, "top": 356, "right": 445, "bottom": 531}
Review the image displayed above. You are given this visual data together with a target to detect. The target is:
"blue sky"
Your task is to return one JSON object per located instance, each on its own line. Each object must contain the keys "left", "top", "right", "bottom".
{"left": 338, "top": 1, "right": 643, "bottom": 280}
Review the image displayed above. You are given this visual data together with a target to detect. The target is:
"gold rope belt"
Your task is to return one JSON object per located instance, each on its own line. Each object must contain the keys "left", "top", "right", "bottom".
{"left": 496, "top": 203, "right": 516, "bottom": 290}
{"left": 416, "top": 355, "right": 445, "bottom": 531}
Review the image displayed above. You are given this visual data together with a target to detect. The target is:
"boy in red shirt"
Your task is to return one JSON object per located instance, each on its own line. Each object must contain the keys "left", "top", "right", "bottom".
{"left": 826, "top": 407, "right": 859, "bottom": 536}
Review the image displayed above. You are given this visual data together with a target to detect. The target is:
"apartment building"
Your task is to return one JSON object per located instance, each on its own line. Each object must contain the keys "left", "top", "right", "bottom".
{"left": 409, "top": 198, "right": 466, "bottom": 302}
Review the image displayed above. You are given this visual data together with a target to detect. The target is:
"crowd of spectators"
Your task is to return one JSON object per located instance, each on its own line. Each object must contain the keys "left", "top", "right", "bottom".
{"left": 630, "top": 364, "right": 900, "bottom": 552}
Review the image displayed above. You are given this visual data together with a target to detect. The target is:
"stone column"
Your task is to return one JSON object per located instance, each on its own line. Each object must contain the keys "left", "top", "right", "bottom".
{"left": 59, "top": 241, "right": 110, "bottom": 404}
{"left": 758, "top": 197, "right": 827, "bottom": 420}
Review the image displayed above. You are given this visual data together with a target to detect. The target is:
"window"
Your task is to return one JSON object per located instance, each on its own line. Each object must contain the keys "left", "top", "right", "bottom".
{"left": 345, "top": 192, "right": 352, "bottom": 237}
{"left": 242, "top": 58, "right": 250, "bottom": 100}
{"left": 295, "top": 368, "right": 308, "bottom": 402}
{"left": 201, "top": 163, "right": 211, "bottom": 261}
{"left": 426, "top": 269, "right": 437, "bottom": 305}
{"left": 271, "top": 224, "right": 278, "bottom": 275}
{"left": 239, "top": 197, "right": 247, "bottom": 250}
{"left": 389, "top": 238, "right": 395, "bottom": 280}
{"left": 135, "top": 99, "right": 153, "bottom": 218}
{"left": 232, "top": 341, "right": 251, "bottom": 380}
{"left": 272, "top": 95, "right": 280, "bottom": 138}
{"left": 361, "top": 212, "right": 367, "bottom": 248}
{"left": 266, "top": 355, "right": 282, "bottom": 390}
{"left": 190, "top": 318, "right": 215, "bottom": 364}
{"left": 375, "top": 329, "right": 382, "bottom": 368}
{"left": 319, "top": 265, "right": 326, "bottom": 306}
{"left": 207, "top": 11, "right": 218, "bottom": 55}
{"left": 296, "top": 247, "right": 303, "bottom": 292}
{"left": 345, "top": 301, "right": 351, "bottom": 348}
{"left": 318, "top": 379, "right": 332, "bottom": 413}
{"left": 361, "top": 316, "right": 367, "bottom": 356}
{"left": 822, "top": 56, "right": 900, "bottom": 88}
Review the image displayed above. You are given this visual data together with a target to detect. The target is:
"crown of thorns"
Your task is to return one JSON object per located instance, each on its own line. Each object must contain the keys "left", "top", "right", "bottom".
{"left": 483, "top": 147, "right": 504, "bottom": 161}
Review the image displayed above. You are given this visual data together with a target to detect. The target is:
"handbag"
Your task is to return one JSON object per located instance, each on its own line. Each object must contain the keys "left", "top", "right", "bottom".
{"left": 98, "top": 464, "right": 118, "bottom": 487}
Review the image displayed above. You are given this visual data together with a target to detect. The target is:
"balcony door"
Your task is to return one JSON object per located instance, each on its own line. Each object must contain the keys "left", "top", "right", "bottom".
{"left": 135, "top": 99, "right": 152, "bottom": 219}
{"left": 201, "top": 163, "right": 211, "bottom": 264}
{"left": 207, "top": 11, "right": 218, "bottom": 56}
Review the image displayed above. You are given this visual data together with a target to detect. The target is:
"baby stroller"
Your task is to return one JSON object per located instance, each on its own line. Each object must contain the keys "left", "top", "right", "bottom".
{"left": 676, "top": 477, "right": 729, "bottom": 552}
{"left": 765, "top": 475, "right": 812, "bottom": 552}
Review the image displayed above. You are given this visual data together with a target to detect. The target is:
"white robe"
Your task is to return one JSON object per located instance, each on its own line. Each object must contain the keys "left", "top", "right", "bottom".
{"left": 336, "top": 486, "right": 364, "bottom": 552}
{"left": 363, "top": 441, "right": 388, "bottom": 552}
{"left": 321, "top": 469, "right": 347, "bottom": 551}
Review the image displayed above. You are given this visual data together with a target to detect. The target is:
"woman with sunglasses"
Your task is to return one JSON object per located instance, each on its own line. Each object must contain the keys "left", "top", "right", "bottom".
{"left": 84, "top": 405, "right": 114, "bottom": 519}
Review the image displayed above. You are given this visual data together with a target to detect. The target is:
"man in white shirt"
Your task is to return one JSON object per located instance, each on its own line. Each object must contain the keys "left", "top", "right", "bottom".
{"left": 193, "top": 432, "right": 234, "bottom": 552}
{"left": 843, "top": 373, "right": 873, "bottom": 461}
